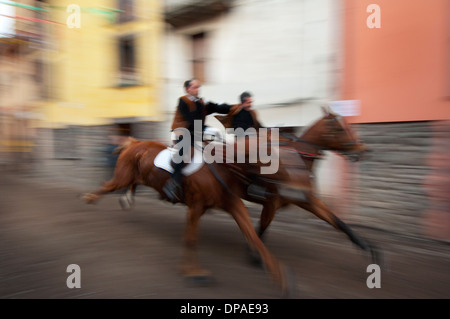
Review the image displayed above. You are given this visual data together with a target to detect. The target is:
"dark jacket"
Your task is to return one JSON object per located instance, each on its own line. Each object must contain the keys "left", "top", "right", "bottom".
{"left": 171, "top": 95, "right": 232, "bottom": 133}
{"left": 214, "top": 104, "right": 262, "bottom": 130}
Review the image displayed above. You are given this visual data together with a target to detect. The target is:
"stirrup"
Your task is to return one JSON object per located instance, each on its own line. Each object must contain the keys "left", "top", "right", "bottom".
{"left": 247, "top": 184, "right": 268, "bottom": 200}
{"left": 163, "top": 179, "right": 183, "bottom": 203}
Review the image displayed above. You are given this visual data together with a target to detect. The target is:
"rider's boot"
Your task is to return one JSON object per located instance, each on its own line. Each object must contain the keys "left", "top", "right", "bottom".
{"left": 163, "top": 162, "right": 184, "bottom": 203}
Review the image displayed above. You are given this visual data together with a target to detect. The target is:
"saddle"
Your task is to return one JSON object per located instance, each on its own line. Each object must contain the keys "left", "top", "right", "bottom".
{"left": 154, "top": 143, "right": 204, "bottom": 176}
{"left": 155, "top": 126, "right": 224, "bottom": 176}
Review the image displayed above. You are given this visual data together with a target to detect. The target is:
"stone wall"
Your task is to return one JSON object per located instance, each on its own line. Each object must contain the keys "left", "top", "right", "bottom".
{"left": 31, "top": 121, "right": 164, "bottom": 190}
{"left": 422, "top": 121, "right": 450, "bottom": 241}
{"left": 345, "top": 121, "right": 449, "bottom": 241}
{"left": 23, "top": 119, "right": 450, "bottom": 242}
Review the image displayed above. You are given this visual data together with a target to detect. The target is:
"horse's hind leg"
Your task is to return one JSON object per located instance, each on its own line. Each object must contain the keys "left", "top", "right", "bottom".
{"left": 300, "top": 195, "right": 381, "bottom": 265}
{"left": 119, "top": 184, "right": 137, "bottom": 210}
{"left": 83, "top": 164, "right": 136, "bottom": 204}
{"left": 180, "top": 205, "right": 212, "bottom": 285}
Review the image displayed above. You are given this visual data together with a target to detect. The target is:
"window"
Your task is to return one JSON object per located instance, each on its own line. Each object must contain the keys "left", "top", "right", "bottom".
{"left": 118, "top": 35, "right": 138, "bottom": 87}
{"left": 192, "top": 32, "right": 206, "bottom": 83}
{"left": 34, "top": 60, "right": 48, "bottom": 99}
{"left": 117, "top": 0, "right": 135, "bottom": 24}
{"left": 117, "top": 123, "right": 131, "bottom": 137}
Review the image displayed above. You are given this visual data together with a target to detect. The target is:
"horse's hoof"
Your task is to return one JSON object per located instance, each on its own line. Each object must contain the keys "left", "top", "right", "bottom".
{"left": 246, "top": 246, "right": 263, "bottom": 268}
{"left": 82, "top": 193, "right": 98, "bottom": 204}
{"left": 119, "top": 196, "right": 131, "bottom": 210}
{"left": 370, "top": 244, "right": 384, "bottom": 269}
{"left": 184, "top": 271, "right": 214, "bottom": 287}
{"left": 281, "top": 266, "right": 297, "bottom": 299}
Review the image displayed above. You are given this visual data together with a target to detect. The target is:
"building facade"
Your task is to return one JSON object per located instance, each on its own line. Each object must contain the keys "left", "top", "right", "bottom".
{"left": 2, "top": 0, "right": 166, "bottom": 187}
{"left": 0, "top": 1, "right": 44, "bottom": 171}
{"left": 162, "top": 0, "right": 343, "bottom": 129}
{"left": 334, "top": 0, "right": 450, "bottom": 241}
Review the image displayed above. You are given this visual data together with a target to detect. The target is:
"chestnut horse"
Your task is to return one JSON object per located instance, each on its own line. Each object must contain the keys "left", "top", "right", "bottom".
{"left": 82, "top": 138, "right": 294, "bottom": 296}
{"left": 114, "top": 108, "right": 380, "bottom": 270}
{"left": 220, "top": 107, "right": 380, "bottom": 265}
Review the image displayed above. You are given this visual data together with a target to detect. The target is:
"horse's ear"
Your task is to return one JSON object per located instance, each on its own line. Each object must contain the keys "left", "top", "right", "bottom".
{"left": 328, "top": 105, "right": 336, "bottom": 116}
{"left": 321, "top": 105, "right": 330, "bottom": 116}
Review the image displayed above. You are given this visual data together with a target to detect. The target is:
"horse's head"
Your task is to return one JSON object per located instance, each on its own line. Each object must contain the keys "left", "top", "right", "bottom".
{"left": 317, "top": 106, "right": 369, "bottom": 162}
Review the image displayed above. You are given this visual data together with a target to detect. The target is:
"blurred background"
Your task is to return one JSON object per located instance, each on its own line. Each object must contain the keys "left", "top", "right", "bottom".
{"left": 0, "top": 0, "right": 449, "bottom": 244}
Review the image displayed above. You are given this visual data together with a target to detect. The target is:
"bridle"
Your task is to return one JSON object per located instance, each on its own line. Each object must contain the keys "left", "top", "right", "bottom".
{"left": 279, "top": 119, "right": 364, "bottom": 161}
{"left": 279, "top": 131, "right": 325, "bottom": 160}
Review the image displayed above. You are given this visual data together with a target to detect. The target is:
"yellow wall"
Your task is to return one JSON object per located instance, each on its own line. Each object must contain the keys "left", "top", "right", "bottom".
{"left": 40, "top": 0, "right": 163, "bottom": 128}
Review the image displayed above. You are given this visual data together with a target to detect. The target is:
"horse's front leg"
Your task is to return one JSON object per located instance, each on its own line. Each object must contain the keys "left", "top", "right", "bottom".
{"left": 246, "top": 199, "right": 280, "bottom": 266}
{"left": 258, "top": 198, "right": 283, "bottom": 239}
{"left": 179, "top": 205, "right": 211, "bottom": 285}
{"left": 299, "top": 195, "right": 382, "bottom": 265}
{"left": 228, "top": 198, "right": 295, "bottom": 298}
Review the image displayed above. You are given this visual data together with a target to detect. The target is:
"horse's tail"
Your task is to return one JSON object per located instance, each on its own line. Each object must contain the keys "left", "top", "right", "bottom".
{"left": 113, "top": 136, "right": 138, "bottom": 154}
{"left": 103, "top": 137, "right": 140, "bottom": 192}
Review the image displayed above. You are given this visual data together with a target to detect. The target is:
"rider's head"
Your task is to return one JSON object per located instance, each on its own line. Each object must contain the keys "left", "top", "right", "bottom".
{"left": 184, "top": 78, "right": 201, "bottom": 98}
{"left": 240, "top": 91, "right": 253, "bottom": 110}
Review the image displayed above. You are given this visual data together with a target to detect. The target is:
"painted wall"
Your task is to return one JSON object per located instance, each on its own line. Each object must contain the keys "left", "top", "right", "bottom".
{"left": 336, "top": 0, "right": 450, "bottom": 241}
{"left": 39, "top": 0, "right": 164, "bottom": 128}
{"left": 342, "top": 0, "right": 450, "bottom": 123}
{"left": 163, "top": 0, "right": 343, "bottom": 128}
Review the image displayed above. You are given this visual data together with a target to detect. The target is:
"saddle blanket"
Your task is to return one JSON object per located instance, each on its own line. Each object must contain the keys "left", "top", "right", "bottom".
{"left": 154, "top": 146, "right": 204, "bottom": 176}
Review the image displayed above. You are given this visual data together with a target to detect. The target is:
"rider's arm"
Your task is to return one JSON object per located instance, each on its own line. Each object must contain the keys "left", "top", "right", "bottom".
{"left": 205, "top": 101, "right": 232, "bottom": 115}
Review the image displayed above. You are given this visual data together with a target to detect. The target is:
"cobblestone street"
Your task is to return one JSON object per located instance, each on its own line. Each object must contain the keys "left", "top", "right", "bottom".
{"left": 0, "top": 170, "right": 449, "bottom": 299}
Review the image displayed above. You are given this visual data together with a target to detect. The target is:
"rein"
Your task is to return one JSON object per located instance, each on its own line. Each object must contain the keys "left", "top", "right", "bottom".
{"left": 280, "top": 131, "right": 323, "bottom": 149}
{"left": 207, "top": 161, "right": 238, "bottom": 198}
{"left": 281, "top": 147, "right": 325, "bottom": 159}
{"left": 196, "top": 143, "right": 238, "bottom": 198}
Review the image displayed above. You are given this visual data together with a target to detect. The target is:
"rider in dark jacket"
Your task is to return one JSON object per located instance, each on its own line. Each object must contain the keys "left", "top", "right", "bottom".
{"left": 163, "top": 78, "right": 233, "bottom": 203}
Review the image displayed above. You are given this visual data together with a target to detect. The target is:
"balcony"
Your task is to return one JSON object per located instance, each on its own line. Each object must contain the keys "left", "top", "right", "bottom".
{"left": 164, "top": 0, "right": 234, "bottom": 28}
